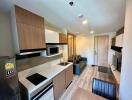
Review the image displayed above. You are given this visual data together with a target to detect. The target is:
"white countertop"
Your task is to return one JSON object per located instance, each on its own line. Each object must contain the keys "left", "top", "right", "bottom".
{"left": 110, "top": 65, "right": 120, "bottom": 84}
{"left": 18, "top": 59, "right": 73, "bottom": 95}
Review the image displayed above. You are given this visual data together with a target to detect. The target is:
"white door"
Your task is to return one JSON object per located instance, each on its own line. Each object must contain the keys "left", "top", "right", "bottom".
{"left": 94, "top": 35, "right": 109, "bottom": 67}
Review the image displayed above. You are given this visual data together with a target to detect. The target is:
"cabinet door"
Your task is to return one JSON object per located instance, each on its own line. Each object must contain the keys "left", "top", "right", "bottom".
{"left": 17, "top": 23, "right": 45, "bottom": 50}
{"left": 115, "top": 34, "right": 123, "bottom": 47}
{"left": 59, "top": 33, "right": 67, "bottom": 44}
{"left": 45, "top": 29, "right": 59, "bottom": 43}
{"left": 15, "top": 6, "right": 46, "bottom": 50}
{"left": 53, "top": 71, "right": 66, "bottom": 100}
{"left": 65, "top": 65, "right": 73, "bottom": 88}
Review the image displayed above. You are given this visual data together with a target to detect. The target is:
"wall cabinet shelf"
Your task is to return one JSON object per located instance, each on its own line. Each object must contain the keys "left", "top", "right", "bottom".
{"left": 115, "top": 34, "right": 123, "bottom": 47}
{"left": 59, "top": 33, "right": 67, "bottom": 44}
{"left": 111, "top": 27, "right": 124, "bottom": 53}
{"left": 111, "top": 46, "right": 122, "bottom": 53}
{"left": 45, "top": 29, "right": 59, "bottom": 44}
{"left": 11, "top": 6, "right": 46, "bottom": 54}
{"left": 45, "top": 30, "right": 67, "bottom": 45}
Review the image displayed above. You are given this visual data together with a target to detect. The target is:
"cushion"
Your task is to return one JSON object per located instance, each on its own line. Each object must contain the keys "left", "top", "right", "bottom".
{"left": 78, "top": 55, "right": 82, "bottom": 61}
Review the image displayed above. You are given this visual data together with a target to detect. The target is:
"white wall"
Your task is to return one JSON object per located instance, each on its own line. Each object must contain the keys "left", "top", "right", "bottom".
{"left": 76, "top": 33, "right": 115, "bottom": 65}
{"left": 76, "top": 35, "right": 94, "bottom": 65}
{"left": 0, "top": 12, "right": 14, "bottom": 56}
{"left": 108, "top": 34, "right": 116, "bottom": 64}
{"left": 120, "top": 0, "right": 132, "bottom": 99}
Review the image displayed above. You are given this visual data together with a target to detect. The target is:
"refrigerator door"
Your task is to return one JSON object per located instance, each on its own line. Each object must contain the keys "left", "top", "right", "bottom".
{"left": 0, "top": 57, "right": 20, "bottom": 100}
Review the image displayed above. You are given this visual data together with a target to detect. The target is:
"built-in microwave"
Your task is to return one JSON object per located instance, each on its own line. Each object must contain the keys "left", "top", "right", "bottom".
{"left": 46, "top": 47, "right": 59, "bottom": 56}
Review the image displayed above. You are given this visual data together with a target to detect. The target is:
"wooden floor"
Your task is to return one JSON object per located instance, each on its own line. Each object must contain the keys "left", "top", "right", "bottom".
{"left": 59, "top": 65, "right": 116, "bottom": 100}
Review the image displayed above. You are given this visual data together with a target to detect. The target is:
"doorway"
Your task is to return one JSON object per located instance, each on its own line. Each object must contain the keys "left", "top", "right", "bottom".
{"left": 94, "top": 35, "right": 109, "bottom": 66}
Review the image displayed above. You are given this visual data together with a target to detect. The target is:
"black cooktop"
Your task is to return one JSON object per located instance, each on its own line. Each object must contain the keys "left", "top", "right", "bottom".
{"left": 26, "top": 73, "right": 47, "bottom": 86}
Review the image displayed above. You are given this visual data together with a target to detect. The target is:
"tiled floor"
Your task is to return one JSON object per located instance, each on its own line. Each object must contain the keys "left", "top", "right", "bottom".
{"left": 59, "top": 65, "right": 116, "bottom": 100}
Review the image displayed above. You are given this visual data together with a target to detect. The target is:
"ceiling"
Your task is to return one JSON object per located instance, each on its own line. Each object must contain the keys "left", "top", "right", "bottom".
{"left": 0, "top": 0, "right": 126, "bottom": 34}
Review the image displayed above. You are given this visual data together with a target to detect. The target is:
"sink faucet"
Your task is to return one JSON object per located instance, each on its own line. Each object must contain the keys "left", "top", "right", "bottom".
{"left": 60, "top": 58, "right": 63, "bottom": 63}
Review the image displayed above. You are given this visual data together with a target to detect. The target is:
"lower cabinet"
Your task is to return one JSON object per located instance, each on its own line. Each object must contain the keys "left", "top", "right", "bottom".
{"left": 65, "top": 65, "right": 74, "bottom": 88}
{"left": 53, "top": 70, "right": 66, "bottom": 100}
{"left": 53, "top": 65, "right": 73, "bottom": 100}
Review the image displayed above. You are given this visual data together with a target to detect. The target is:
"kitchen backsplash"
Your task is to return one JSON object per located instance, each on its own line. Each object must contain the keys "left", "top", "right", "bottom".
{"left": 16, "top": 54, "right": 63, "bottom": 72}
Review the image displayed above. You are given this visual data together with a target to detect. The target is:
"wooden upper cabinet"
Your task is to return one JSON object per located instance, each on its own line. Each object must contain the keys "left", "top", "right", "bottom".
{"left": 59, "top": 33, "right": 67, "bottom": 44}
{"left": 15, "top": 6, "right": 46, "bottom": 50}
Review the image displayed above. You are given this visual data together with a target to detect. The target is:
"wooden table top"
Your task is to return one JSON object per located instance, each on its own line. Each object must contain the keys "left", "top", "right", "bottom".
{"left": 71, "top": 87, "right": 107, "bottom": 100}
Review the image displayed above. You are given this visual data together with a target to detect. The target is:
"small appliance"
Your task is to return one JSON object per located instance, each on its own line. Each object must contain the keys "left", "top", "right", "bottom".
{"left": 46, "top": 46, "right": 59, "bottom": 56}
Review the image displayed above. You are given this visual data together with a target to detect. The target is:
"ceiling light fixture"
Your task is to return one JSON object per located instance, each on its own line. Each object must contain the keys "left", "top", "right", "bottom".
{"left": 82, "top": 20, "right": 88, "bottom": 25}
{"left": 90, "top": 30, "right": 95, "bottom": 34}
{"left": 78, "top": 14, "right": 84, "bottom": 19}
{"left": 69, "top": 1, "right": 74, "bottom": 6}
{"left": 76, "top": 32, "right": 79, "bottom": 34}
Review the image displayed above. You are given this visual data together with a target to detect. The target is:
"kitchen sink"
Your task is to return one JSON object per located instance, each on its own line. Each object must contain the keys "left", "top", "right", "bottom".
{"left": 58, "top": 62, "right": 69, "bottom": 66}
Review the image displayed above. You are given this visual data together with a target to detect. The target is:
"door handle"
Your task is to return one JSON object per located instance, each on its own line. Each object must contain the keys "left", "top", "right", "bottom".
{"left": 94, "top": 50, "right": 97, "bottom": 55}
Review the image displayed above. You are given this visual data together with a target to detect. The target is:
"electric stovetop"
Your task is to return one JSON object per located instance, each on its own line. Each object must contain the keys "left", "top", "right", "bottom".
{"left": 26, "top": 73, "right": 47, "bottom": 86}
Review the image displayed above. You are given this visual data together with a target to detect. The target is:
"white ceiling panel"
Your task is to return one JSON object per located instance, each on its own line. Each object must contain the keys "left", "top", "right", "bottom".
{"left": 0, "top": 0, "right": 125, "bottom": 34}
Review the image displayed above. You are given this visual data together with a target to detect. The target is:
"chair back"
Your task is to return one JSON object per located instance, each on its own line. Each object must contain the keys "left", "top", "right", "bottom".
{"left": 92, "top": 78, "right": 116, "bottom": 100}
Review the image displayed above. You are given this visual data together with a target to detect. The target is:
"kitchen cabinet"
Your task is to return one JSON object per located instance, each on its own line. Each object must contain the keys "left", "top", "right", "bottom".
{"left": 45, "top": 29, "right": 59, "bottom": 43}
{"left": 16, "top": 23, "right": 45, "bottom": 50}
{"left": 115, "top": 34, "right": 123, "bottom": 47}
{"left": 65, "top": 65, "right": 73, "bottom": 88}
{"left": 53, "top": 70, "right": 66, "bottom": 100}
{"left": 53, "top": 65, "right": 73, "bottom": 100}
{"left": 45, "top": 30, "right": 68, "bottom": 44}
{"left": 15, "top": 6, "right": 46, "bottom": 50}
{"left": 11, "top": 6, "right": 46, "bottom": 54}
{"left": 59, "top": 33, "right": 67, "bottom": 44}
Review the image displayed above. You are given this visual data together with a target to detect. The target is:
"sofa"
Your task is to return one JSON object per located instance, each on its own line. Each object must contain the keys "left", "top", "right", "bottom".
{"left": 68, "top": 55, "right": 87, "bottom": 75}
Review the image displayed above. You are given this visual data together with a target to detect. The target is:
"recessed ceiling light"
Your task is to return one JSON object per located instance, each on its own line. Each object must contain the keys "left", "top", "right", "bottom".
{"left": 82, "top": 20, "right": 88, "bottom": 25}
{"left": 76, "top": 32, "right": 79, "bottom": 34}
{"left": 90, "top": 30, "right": 95, "bottom": 34}
{"left": 78, "top": 14, "right": 84, "bottom": 19}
